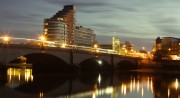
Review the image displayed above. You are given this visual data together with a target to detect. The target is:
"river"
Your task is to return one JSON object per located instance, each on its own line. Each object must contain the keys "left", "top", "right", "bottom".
{"left": 0, "top": 67, "right": 180, "bottom": 98}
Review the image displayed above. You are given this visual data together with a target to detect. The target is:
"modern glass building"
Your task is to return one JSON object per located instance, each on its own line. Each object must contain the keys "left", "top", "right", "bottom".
{"left": 51, "top": 5, "right": 76, "bottom": 45}
{"left": 74, "top": 26, "right": 96, "bottom": 46}
{"left": 44, "top": 5, "right": 76, "bottom": 45}
{"left": 44, "top": 18, "right": 67, "bottom": 44}
{"left": 43, "top": 5, "right": 96, "bottom": 47}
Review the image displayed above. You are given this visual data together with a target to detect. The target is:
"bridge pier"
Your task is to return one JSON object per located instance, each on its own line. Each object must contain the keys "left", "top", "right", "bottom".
{"left": 70, "top": 49, "right": 73, "bottom": 66}
{"left": 111, "top": 54, "right": 114, "bottom": 65}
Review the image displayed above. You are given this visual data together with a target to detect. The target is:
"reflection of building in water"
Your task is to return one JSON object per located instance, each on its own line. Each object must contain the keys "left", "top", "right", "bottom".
{"left": 58, "top": 76, "right": 154, "bottom": 98}
{"left": 167, "top": 79, "right": 180, "bottom": 98}
{"left": 6, "top": 68, "right": 33, "bottom": 88}
{"left": 111, "top": 77, "right": 154, "bottom": 97}
{"left": 152, "top": 76, "right": 180, "bottom": 98}
{"left": 1, "top": 69, "right": 180, "bottom": 98}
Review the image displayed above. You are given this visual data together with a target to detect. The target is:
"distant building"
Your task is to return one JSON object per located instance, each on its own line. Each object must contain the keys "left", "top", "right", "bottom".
{"left": 153, "top": 37, "right": 180, "bottom": 60}
{"left": 162, "top": 37, "right": 180, "bottom": 55}
{"left": 120, "top": 41, "right": 135, "bottom": 53}
{"left": 44, "top": 5, "right": 76, "bottom": 45}
{"left": 124, "top": 41, "right": 135, "bottom": 52}
{"left": 74, "top": 26, "right": 96, "bottom": 46}
{"left": 155, "top": 37, "right": 180, "bottom": 55}
{"left": 112, "top": 37, "right": 120, "bottom": 53}
{"left": 44, "top": 19, "right": 67, "bottom": 44}
{"left": 154, "top": 37, "right": 162, "bottom": 50}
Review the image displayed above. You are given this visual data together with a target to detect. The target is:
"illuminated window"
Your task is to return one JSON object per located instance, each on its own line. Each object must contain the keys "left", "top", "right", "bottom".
{"left": 45, "top": 23, "right": 48, "bottom": 25}
{"left": 58, "top": 18, "right": 63, "bottom": 20}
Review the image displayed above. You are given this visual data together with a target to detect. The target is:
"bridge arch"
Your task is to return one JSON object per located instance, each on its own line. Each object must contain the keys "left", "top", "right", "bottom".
{"left": 79, "top": 57, "right": 113, "bottom": 72}
{"left": 117, "top": 60, "right": 137, "bottom": 70}
{"left": 11, "top": 53, "right": 71, "bottom": 73}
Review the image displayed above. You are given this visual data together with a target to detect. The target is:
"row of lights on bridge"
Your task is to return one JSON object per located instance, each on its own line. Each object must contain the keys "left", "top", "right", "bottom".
{"left": 0, "top": 34, "right": 99, "bottom": 49}
{"left": 0, "top": 35, "right": 46, "bottom": 44}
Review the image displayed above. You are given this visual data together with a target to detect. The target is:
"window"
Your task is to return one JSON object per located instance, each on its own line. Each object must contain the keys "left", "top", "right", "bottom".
{"left": 45, "top": 23, "right": 48, "bottom": 25}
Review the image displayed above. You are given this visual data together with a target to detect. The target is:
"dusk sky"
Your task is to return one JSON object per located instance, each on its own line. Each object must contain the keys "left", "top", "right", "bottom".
{"left": 0, "top": 0, "right": 180, "bottom": 51}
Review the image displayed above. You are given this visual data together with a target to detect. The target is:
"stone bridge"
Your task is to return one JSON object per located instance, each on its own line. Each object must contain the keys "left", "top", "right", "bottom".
{"left": 0, "top": 44, "right": 140, "bottom": 72}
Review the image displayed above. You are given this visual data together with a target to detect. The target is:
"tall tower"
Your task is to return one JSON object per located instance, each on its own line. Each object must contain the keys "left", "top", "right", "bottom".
{"left": 51, "top": 5, "right": 76, "bottom": 45}
{"left": 112, "top": 37, "right": 120, "bottom": 53}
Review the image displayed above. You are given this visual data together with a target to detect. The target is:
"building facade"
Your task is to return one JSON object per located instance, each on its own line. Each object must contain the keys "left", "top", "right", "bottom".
{"left": 74, "top": 26, "right": 96, "bottom": 46}
{"left": 124, "top": 41, "right": 135, "bottom": 52}
{"left": 154, "top": 37, "right": 180, "bottom": 60}
{"left": 44, "top": 19, "right": 67, "bottom": 44}
{"left": 112, "top": 37, "right": 120, "bottom": 53}
{"left": 44, "top": 5, "right": 76, "bottom": 45}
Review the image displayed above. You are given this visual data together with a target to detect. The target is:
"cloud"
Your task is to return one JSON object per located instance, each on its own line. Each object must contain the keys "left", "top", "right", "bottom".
{"left": 45, "top": 0, "right": 110, "bottom": 7}
{"left": 117, "top": 6, "right": 138, "bottom": 12}
{"left": 45, "top": 0, "right": 113, "bottom": 14}
{"left": 1, "top": 0, "right": 180, "bottom": 51}
{"left": 152, "top": 16, "right": 180, "bottom": 37}
{"left": 78, "top": 8, "right": 112, "bottom": 14}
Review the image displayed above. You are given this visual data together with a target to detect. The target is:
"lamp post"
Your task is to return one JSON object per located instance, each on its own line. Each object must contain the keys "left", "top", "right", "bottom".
{"left": 93, "top": 44, "right": 98, "bottom": 52}
{"left": 2, "top": 35, "right": 10, "bottom": 47}
{"left": 39, "top": 35, "right": 46, "bottom": 50}
{"left": 61, "top": 43, "right": 66, "bottom": 48}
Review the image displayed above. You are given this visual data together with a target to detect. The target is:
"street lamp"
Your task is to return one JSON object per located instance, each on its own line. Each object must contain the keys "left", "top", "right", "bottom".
{"left": 61, "top": 43, "right": 66, "bottom": 48}
{"left": 2, "top": 35, "right": 10, "bottom": 46}
{"left": 94, "top": 44, "right": 98, "bottom": 48}
{"left": 3, "top": 36, "right": 9, "bottom": 42}
{"left": 93, "top": 44, "right": 98, "bottom": 53}
{"left": 39, "top": 35, "right": 46, "bottom": 49}
{"left": 39, "top": 35, "right": 46, "bottom": 42}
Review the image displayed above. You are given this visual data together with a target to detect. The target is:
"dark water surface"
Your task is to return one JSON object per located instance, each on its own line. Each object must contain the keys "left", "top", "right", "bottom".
{"left": 0, "top": 68, "right": 180, "bottom": 98}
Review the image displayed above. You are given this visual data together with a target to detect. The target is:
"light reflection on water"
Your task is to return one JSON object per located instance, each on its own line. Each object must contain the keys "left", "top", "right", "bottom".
{"left": 0, "top": 68, "right": 180, "bottom": 98}
{"left": 6, "top": 68, "right": 33, "bottom": 88}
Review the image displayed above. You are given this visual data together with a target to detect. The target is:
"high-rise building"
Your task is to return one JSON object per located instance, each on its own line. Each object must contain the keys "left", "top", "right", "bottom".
{"left": 74, "top": 26, "right": 96, "bottom": 46}
{"left": 44, "top": 18, "right": 67, "bottom": 44}
{"left": 44, "top": 5, "right": 96, "bottom": 47}
{"left": 44, "top": 5, "right": 76, "bottom": 45}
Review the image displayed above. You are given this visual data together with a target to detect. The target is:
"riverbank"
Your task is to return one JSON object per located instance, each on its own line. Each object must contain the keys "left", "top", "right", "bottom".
{"left": 139, "top": 59, "right": 180, "bottom": 69}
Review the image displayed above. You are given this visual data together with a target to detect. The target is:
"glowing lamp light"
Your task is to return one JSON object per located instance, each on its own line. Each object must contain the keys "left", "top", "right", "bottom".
{"left": 97, "top": 60, "right": 102, "bottom": 65}
{"left": 39, "top": 36, "right": 46, "bottom": 42}
{"left": 94, "top": 44, "right": 98, "bottom": 48}
{"left": 3, "top": 36, "right": 9, "bottom": 42}
{"left": 61, "top": 43, "right": 66, "bottom": 48}
{"left": 168, "top": 48, "right": 171, "bottom": 51}
{"left": 125, "top": 49, "right": 127, "bottom": 53}
{"left": 175, "top": 79, "right": 179, "bottom": 89}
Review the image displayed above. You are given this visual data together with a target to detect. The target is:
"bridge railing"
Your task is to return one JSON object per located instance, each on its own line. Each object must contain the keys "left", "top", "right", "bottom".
{"left": 0, "top": 36, "right": 142, "bottom": 57}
